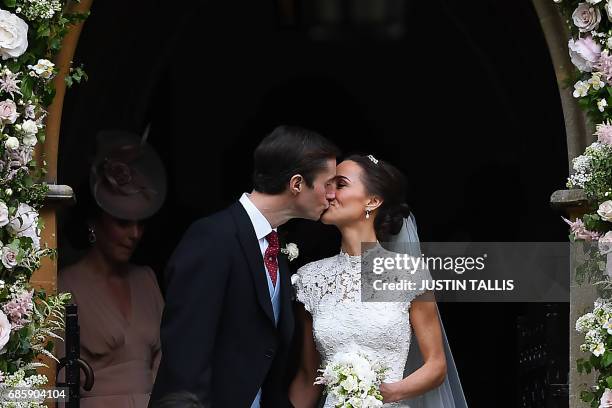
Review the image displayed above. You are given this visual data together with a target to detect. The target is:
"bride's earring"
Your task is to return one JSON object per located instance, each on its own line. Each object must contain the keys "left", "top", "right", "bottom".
{"left": 365, "top": 208, "right": 371, "bottom": 219}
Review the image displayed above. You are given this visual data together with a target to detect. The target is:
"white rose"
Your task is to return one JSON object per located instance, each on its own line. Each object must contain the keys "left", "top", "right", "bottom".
{"left": 574, "top": 3, "right": 602, "bottom": 32}
{"left": 600, "top": 231, "right": 612, "bottom": 255}
{"left": 21, "top": 119, "right": 37, "bottom": 136}
{"left": 4, "top": 189, "right": 11, "bottom": 196}
{"left": 340, "top": 374, "right": 358, "bottom": 392}
{"left": 281, "top": 242, "right": 299, "bottom": 261}
{"left": 0, "top": 310, "right": 10, "bottom": 351}
{"left": 7, "top": 203, "right": 40, "bottom": 249}
{"left": 4, "top": 136, "right": 18, "bottom": 150}
{"left": 588, "top": 0, "right": 604, "bottom": 4}
{"left": 0, "top": 201, "right": 7, "bottom": 227}
{"left": 0, "top": 9, "right": 28, "bottom": 60}
{"left": 598, "top": 200, "right": 612, "bottom": 221}
{"left": 1, "top": 246, "right": 17, "bottom": 269}
{"left": 22, "top": 133, "right": 36, "bottom": 147}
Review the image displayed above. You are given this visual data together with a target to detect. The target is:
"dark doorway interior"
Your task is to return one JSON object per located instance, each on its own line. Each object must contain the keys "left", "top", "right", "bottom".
{"left": 57, "top": 1, "right": 570, "bottom": 407}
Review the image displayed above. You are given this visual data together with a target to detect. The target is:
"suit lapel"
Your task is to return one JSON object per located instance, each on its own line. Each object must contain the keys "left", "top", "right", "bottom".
{"left": 230, "top": 203, "right": 275, "bottom": 325}
{"left": 277, "top": 251, "right": 295, "bottom": 345}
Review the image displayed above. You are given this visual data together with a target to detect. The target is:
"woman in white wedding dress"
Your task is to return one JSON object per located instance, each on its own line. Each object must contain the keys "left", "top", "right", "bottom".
{"left": 289, "top": 154, "right": 461, "bottom": 408}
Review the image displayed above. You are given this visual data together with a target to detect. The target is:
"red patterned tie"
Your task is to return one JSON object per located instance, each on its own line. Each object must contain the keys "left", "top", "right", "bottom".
{"left": 264, "top": 231, "right": 280, "bottom": 287}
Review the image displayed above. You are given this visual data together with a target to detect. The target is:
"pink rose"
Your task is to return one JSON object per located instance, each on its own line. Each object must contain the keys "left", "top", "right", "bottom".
{"left": 600, "top": 388, "right": 612, "bottom": 408}
{"left": 0, "top": 99, "right": 17, "bottom": 124}
{"left": 569, "top": 36, "right": 602, "bottom": 72}
{"left": 1, "top": 246, "right": 17, "bottom": 270}
{"left": 573, "top": 3, "right": 602, "bottom": 32}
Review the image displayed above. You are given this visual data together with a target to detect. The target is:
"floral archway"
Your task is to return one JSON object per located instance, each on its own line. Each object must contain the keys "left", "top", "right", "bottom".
{"left": 0, "top": 0, "right": 92, "bottom": 402}
{"left": 536, "top": 0, "right": 612, "bottom": 406}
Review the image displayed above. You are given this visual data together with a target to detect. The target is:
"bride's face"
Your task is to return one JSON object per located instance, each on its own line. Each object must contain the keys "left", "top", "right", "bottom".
{"left": 321, "top": 160, "right": 371, "bottom": 226}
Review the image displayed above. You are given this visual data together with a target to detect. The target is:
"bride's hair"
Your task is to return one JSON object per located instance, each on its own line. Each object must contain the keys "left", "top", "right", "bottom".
{"left": 345, "top": 154, "right": 411, "bottom": 241}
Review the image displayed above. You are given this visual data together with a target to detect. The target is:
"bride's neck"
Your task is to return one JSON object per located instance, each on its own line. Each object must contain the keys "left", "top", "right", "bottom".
{"left": 339, "top": 223, "right": 378, "bottom": 256}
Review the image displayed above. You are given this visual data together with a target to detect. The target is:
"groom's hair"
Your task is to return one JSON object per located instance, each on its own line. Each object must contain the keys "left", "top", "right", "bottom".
{"left": 253, "top": 125, "right": 340, "bottom": 194}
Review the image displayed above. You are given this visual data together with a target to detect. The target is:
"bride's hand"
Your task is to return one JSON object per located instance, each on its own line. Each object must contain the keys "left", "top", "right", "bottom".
{"left": 379, "top": 381, "right": 402, "bottom": 403}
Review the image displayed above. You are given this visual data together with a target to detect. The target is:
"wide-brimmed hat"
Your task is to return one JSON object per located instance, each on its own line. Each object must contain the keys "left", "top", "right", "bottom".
{"left": 89, "top": 130, "right": 167, "bottom": 221}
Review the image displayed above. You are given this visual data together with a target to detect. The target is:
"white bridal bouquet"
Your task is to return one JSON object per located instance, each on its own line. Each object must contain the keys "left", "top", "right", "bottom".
{"left": 315, "top": 347, "right": 388, "bottom": 408}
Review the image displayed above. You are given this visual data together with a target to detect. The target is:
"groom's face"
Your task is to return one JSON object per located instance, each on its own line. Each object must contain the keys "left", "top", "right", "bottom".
{"left": 294, "top": 158, "right": 337, "bottom": 220}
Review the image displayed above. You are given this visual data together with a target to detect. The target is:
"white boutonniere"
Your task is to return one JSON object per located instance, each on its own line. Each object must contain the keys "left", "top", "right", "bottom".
{"left": 281, "top": 242, "right": 299, "bottom": 261}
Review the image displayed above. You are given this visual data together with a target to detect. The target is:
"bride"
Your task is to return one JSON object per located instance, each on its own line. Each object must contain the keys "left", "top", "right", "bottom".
{"left": 289, "top": 154, "right": 467, "bottom": 407}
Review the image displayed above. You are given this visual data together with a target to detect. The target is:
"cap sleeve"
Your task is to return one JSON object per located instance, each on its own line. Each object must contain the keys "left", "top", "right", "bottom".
{"left": 291, "top": 266, "right": 314, "bottom": 314}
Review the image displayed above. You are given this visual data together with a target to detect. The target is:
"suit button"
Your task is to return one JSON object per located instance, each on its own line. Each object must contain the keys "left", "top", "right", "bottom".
{"left": 265, "top": 348, "right": 275, "bottom": 359}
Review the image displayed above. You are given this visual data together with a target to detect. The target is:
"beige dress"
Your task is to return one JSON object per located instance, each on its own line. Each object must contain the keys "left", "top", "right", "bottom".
{"left": 58, "top": 263, "right": 164, "bottom": 408}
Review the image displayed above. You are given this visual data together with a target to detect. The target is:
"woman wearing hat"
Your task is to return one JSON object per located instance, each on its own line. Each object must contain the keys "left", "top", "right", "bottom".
{"left": 59, "top": 130, "right": 167, "bottom": 408}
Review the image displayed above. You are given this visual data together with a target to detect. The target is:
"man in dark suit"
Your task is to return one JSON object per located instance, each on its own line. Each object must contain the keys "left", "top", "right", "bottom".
{"left": 150, "top": 126, "right": 339, "bottom": 408}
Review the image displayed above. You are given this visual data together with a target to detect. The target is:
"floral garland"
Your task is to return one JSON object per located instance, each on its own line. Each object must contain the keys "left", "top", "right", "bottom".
{"left": 0, "top": 0, "right": 86, "bottom": 405}
{"left": 552, "top": 1, "right": 612, "bottom": 406}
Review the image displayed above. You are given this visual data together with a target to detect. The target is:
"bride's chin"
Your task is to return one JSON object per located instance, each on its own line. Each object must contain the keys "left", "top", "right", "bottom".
{"left": 320, "top": 212, "right": 336, "bottom": 225}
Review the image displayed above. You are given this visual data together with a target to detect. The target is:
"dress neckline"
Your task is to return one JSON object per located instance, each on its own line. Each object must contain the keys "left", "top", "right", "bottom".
{"left": 338, "top": 242, "right": 382, "bottom": 261}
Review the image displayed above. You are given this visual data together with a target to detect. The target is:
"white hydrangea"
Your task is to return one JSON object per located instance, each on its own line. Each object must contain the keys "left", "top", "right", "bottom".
{"left": 568, "top": 154, "right": 592, "bottom": 187}
{"left": 577, "top": 299, "right": 612, "bottom": 358}
{"left": 17, "top": 0, "right": 62, "bottom": 20}
{"left": 577, "top": 312, "right": 596, "bottom": 332}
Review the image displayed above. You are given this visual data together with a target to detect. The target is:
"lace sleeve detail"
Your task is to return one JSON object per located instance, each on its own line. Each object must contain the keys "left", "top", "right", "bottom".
{"left": 291, "top": 267, "right": 313, "bottom": 313}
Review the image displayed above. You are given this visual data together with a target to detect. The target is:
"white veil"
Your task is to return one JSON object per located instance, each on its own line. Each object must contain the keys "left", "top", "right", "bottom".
{"left": 388, "top": 214, "right": 468, "bottom": 408}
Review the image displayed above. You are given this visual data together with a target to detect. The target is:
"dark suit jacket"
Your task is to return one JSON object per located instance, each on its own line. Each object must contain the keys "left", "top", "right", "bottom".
{"left": 150, "top": 202, "right": 295, "bottom": 407}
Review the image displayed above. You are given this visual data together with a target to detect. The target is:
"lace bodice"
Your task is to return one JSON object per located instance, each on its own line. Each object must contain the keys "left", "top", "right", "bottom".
{"left": 292, "top": 245, "right": 430, "bottom": 407}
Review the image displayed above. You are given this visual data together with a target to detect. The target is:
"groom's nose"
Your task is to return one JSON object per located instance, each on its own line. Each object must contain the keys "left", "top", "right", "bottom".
{"left": 326, "top": 186, "right": 336, "bottom": 201}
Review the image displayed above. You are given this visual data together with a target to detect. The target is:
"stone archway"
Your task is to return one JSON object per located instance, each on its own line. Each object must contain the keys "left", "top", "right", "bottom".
{"left": 30, "top": 0, "right": 93, "bottom": 387}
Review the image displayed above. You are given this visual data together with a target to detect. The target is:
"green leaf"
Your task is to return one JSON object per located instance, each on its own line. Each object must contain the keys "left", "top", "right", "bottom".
{"left": 603, "top": 351, "right": 612, "bottom": 368}
{"left": 36, "top": 24, "right": 51, "bottom": 39}
{"left": 581, "top": 390, "right": 595, "bottom": 403}
{"left": 3, "top": 0, "right": 16, "bottom": 8}
{"left": 20, "top": 75, "right": 34, "bottom": 100}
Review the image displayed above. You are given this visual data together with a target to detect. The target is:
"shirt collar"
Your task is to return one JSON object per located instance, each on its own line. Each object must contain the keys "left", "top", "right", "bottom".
{"left": 239, "top": 193, "right": 275, "bottom": 240}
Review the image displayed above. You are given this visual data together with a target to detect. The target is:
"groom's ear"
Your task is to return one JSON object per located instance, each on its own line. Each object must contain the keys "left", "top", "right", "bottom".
{"left": 289, "top": 174, "right": 303, "bottom": 195}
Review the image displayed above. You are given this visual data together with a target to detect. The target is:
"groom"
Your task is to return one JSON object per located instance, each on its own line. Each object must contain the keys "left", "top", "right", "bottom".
{"left": 150, "top": 126, "right": 339, "bottom": 407}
